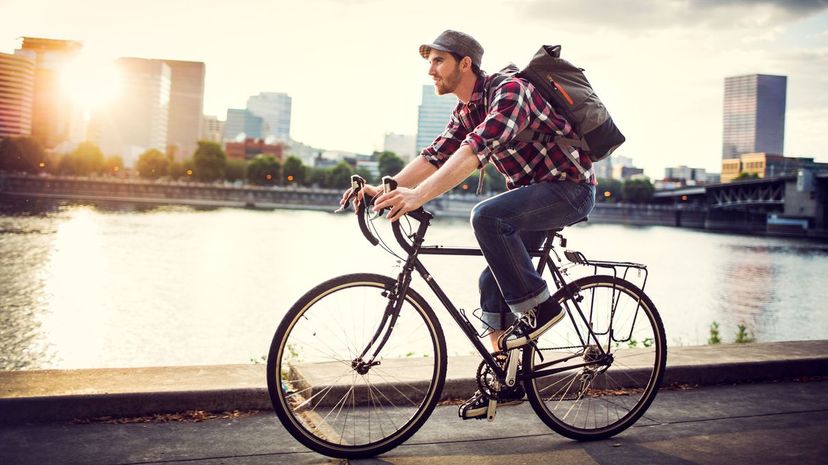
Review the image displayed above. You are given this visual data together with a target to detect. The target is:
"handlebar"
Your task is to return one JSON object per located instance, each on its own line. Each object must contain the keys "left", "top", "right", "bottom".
{"left": 346, "top": 175, "right": 433, "bottom": 252}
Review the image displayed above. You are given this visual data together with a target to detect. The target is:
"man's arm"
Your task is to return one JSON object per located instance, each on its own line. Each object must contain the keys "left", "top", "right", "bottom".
{"left": 373, "top": 145, "right": 479, "bottom": 221}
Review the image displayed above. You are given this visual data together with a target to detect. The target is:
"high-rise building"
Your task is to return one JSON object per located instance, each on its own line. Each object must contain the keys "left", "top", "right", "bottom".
{"left": 223, "top": 109, "right": 266, "bottom": 141}
{"left": 92, "top": 58, "right": 171, "bottom": 167}
{"left": 246, "top": 92, "right": 291, "bottom": 141}
{"left": 200, "top": 115, "right": 225, "bottom": 143}
{"left": 416, "top": 85, "right": 458, "bottom": 153}
{"left": 722, "top": 74, "right": 787, "bottom": 159}
{"left": 163, "top": 60, "right": 205, "bottom": 161}
{"left": 16, "top": 37, "right": 83, "bottom": 149}
{"left": 383, "top": 132, "right": 416, "bottom": 160}
{"left": 0, "top": 51, "right": 36, "bottom": 138}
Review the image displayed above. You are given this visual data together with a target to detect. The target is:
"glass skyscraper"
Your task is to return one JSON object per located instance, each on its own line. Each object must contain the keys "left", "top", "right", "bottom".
{"left": 247, "top": 92, "right": 292, "bottom": 142}
{"left": 416, "top": 85, "right": 458, "bottom": 154}
{"left": 722, "top": 74, "right": 787, "bottom": 159}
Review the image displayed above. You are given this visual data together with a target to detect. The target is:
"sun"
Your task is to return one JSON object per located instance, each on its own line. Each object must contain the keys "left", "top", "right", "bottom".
{"left": 60, "top": 52, "right": 121, "bottom": 115}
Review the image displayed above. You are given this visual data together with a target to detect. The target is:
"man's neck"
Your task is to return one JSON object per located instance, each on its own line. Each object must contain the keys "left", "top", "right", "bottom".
{"left": 453, "top": 74, "right": 478, "bottom": 104}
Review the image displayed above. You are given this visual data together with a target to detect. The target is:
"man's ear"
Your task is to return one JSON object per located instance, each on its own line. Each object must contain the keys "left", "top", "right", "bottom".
{"left": 461, "top": 56, "right": 472, "bottom": 72}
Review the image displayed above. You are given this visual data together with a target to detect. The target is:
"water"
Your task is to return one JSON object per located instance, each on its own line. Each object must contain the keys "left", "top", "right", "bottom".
{"left": 1, "top": 200, "right": 827, "bottom": 371}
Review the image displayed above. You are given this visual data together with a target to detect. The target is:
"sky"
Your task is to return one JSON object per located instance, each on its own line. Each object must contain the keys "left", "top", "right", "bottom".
{"left": 1, "top": 0, "right": 826, "bottom": 178}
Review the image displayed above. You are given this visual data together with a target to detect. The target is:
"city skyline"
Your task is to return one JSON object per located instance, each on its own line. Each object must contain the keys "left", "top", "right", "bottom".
{"left": 1, "top": 0, "right": 826, "bottom": 178}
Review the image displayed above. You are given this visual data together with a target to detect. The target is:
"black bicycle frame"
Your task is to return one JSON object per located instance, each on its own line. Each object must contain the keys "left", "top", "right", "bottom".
{"left": 357, "top": 207, "right": 613, "bottom": 383}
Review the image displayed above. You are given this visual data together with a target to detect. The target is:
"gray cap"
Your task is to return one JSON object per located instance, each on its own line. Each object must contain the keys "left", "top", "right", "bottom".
{"left": 419, "top": 30, "right": 483, "bottom": 68}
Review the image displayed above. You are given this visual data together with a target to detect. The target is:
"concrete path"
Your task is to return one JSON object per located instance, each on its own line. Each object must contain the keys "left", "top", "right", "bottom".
{"left": 2, "top": 340, "right": 827, "bottom": 424}
{"left": 2, "top": 379, "right": 826, "bottom": 465}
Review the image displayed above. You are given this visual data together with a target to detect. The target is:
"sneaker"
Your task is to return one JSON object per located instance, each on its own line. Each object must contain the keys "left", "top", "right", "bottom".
{"left": 458, "top": 385, "right": 526, "bottom": 420}
{"left": 499, "top": 298, "right": 565, "bottom": 350}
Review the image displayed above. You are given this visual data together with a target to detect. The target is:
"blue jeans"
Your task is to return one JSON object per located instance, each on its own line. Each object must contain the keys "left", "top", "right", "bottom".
{"left": 471, "top": 181, "right": 596, "bottom": 330}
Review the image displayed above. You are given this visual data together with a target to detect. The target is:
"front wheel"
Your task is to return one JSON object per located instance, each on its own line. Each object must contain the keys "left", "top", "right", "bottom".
{"left": 266, "top": 273, "right": 447, "bottom": 459}
{"left": 523, "top": 275, "right": 667, "bottom": 440}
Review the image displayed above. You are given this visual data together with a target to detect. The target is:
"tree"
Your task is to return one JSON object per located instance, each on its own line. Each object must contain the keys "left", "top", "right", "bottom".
{"left": 282, "top": 156, "right": 306, "bottom": 185}
{"left": 59, "top": 141, "right": 104, "bottom": 175}
{"left": 0, "top": 137, "right": 47, "bottom": 173}
{"left": 247, "top": 155, "right": 281, "bottom": 185}
{"left": 377, "top": 151, "right": 405, "bottom": 178}
{"left": 596, "top": 178, "right": 623, "bottom": 202}
{"left": 225, "top": 159, "right": 247, "bottom": 182}
{"left": 308, "top": 167, "right": 329, "bottom": 187}
{"left": 734, "top": 172, "right": 760, "bottom": 181}
{"left": 328, "top": 161, "right": 354, "bottom": 189}
{"left": 623, "top": 178, "right": 655, "bottom": 204}
{"left": 192, "top": 141, "right": 226, "bottom": 182}
{"left": 103, "top": 155, "right": 124, "bottom": 176}
{"left": 354, "top": 167, "right": 376, "bottom": 185}
{"left": 136, "top": 149, "right": 170, "bottom": 179}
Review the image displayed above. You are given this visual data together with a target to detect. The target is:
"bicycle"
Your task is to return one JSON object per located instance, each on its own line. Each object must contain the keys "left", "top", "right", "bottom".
{"left": 266, "top": 175, "right": 667, "bottom": 459}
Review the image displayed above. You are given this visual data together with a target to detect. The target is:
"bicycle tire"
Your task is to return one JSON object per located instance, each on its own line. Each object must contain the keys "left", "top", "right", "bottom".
{"left": 266, "top": 273, "right": 447, "bottom": 458}
{"left": 522, "top": 275, "right": 666, "bottom": 440}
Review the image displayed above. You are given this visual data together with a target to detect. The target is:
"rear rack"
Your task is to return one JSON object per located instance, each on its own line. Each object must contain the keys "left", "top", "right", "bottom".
{"left": 563, "top": 250, "right": 649, "bottom": 292}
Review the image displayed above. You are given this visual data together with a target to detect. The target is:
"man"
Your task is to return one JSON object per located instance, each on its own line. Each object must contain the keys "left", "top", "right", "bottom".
{"left": 341, "top": 30, "right": 596, "bottom": 419}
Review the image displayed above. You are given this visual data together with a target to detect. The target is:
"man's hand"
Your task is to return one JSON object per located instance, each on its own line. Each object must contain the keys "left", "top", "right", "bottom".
{"left": 338, "top": 184, "right": 379, "bottom": 214}
{"left": 373, "top": 187, "right": 425, "bottom": 222}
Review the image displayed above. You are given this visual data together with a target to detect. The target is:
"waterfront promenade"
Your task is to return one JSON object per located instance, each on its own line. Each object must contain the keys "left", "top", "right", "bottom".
{"left": 1, "top": 341, "right": 827, "bottom": 464}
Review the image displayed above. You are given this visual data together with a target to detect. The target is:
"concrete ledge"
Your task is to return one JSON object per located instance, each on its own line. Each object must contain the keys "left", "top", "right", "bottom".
{"left": 1, "top": 340, "right": 826, "bottom": 425}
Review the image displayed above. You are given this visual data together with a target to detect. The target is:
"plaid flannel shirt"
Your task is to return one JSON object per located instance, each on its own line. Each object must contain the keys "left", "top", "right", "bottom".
{"left": 421, "top": 72, "right": 596, "bottom": 189}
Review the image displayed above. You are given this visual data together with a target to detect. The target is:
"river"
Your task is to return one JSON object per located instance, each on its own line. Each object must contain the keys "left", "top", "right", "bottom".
{"left": 1, "top": 199, "right": 827, "bottom": 370}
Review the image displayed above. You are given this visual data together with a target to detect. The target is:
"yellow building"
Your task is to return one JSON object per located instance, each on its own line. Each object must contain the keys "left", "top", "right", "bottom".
{"left": 721, "top": 153, "right": 823, "bottom": 183}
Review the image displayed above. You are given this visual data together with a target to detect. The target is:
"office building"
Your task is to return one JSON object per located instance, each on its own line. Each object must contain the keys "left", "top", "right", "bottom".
{"left": 200, "top": 115, "right": 225, "bottom": 143}
{"left": 163, "top": 60, "right": 205, "bottom": 161}
{"left": 16, "top": 37, "right": 83, "bottom": 149}
{"left": 247, "top": 92, "right": 291, "bottom": 141}
{"left": 224, "top": 138, "right": 284, "bottom": 161}
{"left": 383, "top": 132, "right": 416, "bottom": 160}
{"left": 416, "top": 85, "right": 458, "bottom": 153}
{"left": 223, "top": 109, "right": 266, "bottom": 141}
{"left": 0, "top": 51, "right": 36, "bottom": 138}
{"left": 92, "top": 58, "right": 171, "bottom": 167}
{"left": 721, "top": 153, "right": 828, "bottom": 183}
{"left": 722, "top": 74, "right": 787, "bottom": 159}
{"left": 665, "top": 165, "right": 709, "bottom": 185}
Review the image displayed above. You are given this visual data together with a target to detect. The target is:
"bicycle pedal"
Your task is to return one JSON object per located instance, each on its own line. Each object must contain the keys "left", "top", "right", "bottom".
{"left": 486, "top": 398, "right": 497, "bottom": 422}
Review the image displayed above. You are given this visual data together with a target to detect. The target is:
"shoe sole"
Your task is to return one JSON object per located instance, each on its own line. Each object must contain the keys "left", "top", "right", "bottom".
{"left": 459, "top": 398, "right": 525, "bottom": 420}
{"left": 500, "top": 311, "right": 566, "bottom": 350}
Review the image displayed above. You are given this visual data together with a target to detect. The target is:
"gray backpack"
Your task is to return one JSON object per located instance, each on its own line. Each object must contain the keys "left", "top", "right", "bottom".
{"left": 489, "top": 45, "right": 625, "bottom": 162}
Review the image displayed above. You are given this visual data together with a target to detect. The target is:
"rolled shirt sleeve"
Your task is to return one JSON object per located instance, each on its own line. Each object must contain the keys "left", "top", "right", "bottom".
{"left": 420, "top": 110, "right": 468, "bottom": 169}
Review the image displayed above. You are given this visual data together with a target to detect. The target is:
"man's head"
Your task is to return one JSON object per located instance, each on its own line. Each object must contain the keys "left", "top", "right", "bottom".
{"left": 419, "top": 30, "right": 483, "bottom": 97}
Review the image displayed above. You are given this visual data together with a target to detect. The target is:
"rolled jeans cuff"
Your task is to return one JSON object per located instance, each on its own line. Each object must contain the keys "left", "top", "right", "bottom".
{"left": 480, "top": 309, "right": 519, "bottom": 331}
{"left": 507, "top": 286, "right": 550, "bottom": 314}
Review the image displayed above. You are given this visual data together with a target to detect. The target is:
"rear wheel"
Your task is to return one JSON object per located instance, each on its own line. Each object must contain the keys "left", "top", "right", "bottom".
{"left": 523, "top": 275, "right": 666, "bottom": 440}
{"left": 266, "top": 273, "right": 447, "bottom": 458}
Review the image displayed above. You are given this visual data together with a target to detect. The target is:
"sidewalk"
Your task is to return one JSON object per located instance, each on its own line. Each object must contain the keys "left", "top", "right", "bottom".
{"left": 1, "top": 340, "right": 827, "bottom": 424}
{"left": 2, "top": 379, "right": 827, "bottom": 465}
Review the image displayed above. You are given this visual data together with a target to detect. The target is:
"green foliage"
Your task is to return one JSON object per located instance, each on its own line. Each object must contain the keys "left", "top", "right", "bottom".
{"left": 136, "top": 149, "right": 170, "bottom": 180}
{"left": 103, "top": 155, "right": 123, "bottom": 176}
{"left": 59, "top": 141, "right": 105, "bottom": 175}
{"left": 734, "top": 172, "right": 760, "bottom": 180}
{"left": 328, "top": 161, "right": 354, "bottom": 189}
{"left": 708, "top": 321, "right": 722, "bottom": 345}
{"left": 308, "top": 167, "right": 329, "bottom": 187}
{"left": 225, "top": 159, "right": 247, "bottom": 182}
{"left": 0, "top": 137, "right": 47, "bottom": 173}
{"left": 622, "top": 178, "right": 655, "bottom": 203}
{"left": 596, "top": 178, "right": 623, "bottom": 202}
{"left": 735, "top": 323, "right": 755, "bottom": 343}
{"left": 170, "top": 159, "right": 192, "bottom": 180}
{"left": 354, "top": 166, "right": 376, "bottom": 185}
{"left": 282, "top": 156, "right": 306, "bottom": 185}
{"left": 192, "top": 141, "right": 226, "bottom": 182}
{"left": 247, "top": 155, "right": 281, "bottom": 185}
{"left": 377, "top": 151, "right": 404, "bottom": 178}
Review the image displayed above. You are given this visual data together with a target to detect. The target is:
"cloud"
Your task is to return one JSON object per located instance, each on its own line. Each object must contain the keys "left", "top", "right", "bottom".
{"left": 512, "top": 0, "right": 828, "bottom": 31}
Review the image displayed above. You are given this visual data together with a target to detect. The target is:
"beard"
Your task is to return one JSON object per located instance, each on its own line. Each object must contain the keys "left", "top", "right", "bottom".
{"left": 434, "top": 66, "right": 461, "bottom": 95}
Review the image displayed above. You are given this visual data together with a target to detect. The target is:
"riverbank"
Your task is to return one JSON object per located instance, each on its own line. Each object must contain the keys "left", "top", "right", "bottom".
{"left": 1, "top": 340, "right": 826, "bottom": 424}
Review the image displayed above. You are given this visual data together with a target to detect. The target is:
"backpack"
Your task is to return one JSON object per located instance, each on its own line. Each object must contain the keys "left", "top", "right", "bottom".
{"left": 488, "top": 45, "right": 625, "bottom": 162}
